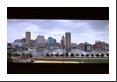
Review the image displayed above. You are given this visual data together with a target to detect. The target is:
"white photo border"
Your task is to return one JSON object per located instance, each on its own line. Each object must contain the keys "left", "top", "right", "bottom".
{"left": 0, "top": 0, "right": 116, "bottom": 81}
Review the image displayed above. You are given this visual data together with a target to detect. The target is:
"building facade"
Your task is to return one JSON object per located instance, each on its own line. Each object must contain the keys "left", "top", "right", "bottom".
{"left": 61, "top": 36, "right": 65, "bottom": 49}
{"left": 65, "top": 32, "right": 71, "bottom": 51}
{"left": 47, "top": 37, "right": 56, "bottom": 46}
{"left": 93, "top": 41, "right": 109, "bottom": 51}
{"left": 25, "top": 32, "right": 31, "bottom": 48}
{"left": 36, "top": 35, "right": 45, "bottom": 48}
{"left": 12, "top": 39, "right": 23, "bottom": 48}
{"left": 30, "top": 40, "right": 36, "bottom": 47}
{"left": 71, "top": 43, "right": 77, "bottom": 49}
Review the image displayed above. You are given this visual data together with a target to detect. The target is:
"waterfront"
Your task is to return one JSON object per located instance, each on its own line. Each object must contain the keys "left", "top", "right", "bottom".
{"left": 12, "top": 56, "right": 109, "bottom": 63}
{"left": 8, "top": 47, "right": 109, "bottom": 63}
{"left": 31, "top": 49, "right": 109, "bottom": 58}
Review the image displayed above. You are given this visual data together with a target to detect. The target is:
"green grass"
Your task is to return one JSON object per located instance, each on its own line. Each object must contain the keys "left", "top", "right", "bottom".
{"left": 34, "top": 58, "right": 109, "bottom": 63}
{"left": 63, "top": 59, "right": 109, "bottom": 63}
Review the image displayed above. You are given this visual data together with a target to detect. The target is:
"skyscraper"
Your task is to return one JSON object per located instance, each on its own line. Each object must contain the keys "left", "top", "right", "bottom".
{"left": 47, "top": 37, "right": 56, "bottom": 46}
{"left": 36, "top": 35, "right": 45, "bottom": 48}
{"left": 65, "top": 32, "right": 71, "bottom": 51}
{"left": 25, "top": 31, "right": 31, "bottom": 48}
{"left": 53, "top": 39, "right": 56, "bottom": 44}
{"left": 61, "top": 36, "right": 65, "bottom": 49}
{"left": 47, "top": 37, "right": 53, "bottom": 45}
{"left": 21, "top": 38, "right": 26, "bottom": 47}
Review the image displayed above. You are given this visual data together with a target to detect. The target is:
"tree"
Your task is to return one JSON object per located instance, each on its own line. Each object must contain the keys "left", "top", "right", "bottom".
{"left": 81, "top": 54, "right": 84, "bottom": 57}
{"left": 60, "top": 54, "right": 64, "bottom": 57}
{"left": 14, "top": 53, "right": 20, "bottom": 57}
{"left": 31, "top": 59, "right": 34, "bottom": 63}
{"left": 71, "top": 53, "right": 74, "bottom": 57}
{"left": 17, "top": 54, "right": 20, "bottom": 56}
{"left": 56, "top": 53, "right": 59, "bottom": 57}
{"left": 7, "top": 52, "right": 13, "bottom": 63}
{"left": 95, "top": 54, "right": 100, "bottom": 57}
{"left": 42, "top": 54, "right": 44, "bottom": 57}
{"left": 22, "top": 53, "right": 24, "bottom": 56}
{"left": 7, "top": 52, "right": 12, "bottom": 57}
{"left": 66, "top": 53, "right": 69, "bottom": 57}
{"left": 106, "top": 53, "right": 109, "bottom": 57}
{"left": 86, "top": 54, "right": 89, "bottom": 57}
{"left": 50, "top": 53, "right": 53, "bottom": 57}
{"left": 91, "top": 54, "right": 94, "bottom": 57}
{"left": 13, "top": 49, "right": 17, "bottom": 51}
{"left": 7, "top": 57, "right": 13, "bottom": 63}
{"left": 76, "top": 54, "right": 79, "bottom": 56}
{"left": 46, "top": 53, "right": 49, "bottom": 57}
{"left": 101, "top": 54, "right": 104, "bottom": 57}
{"left": 29, "top": 54, "right": 33, "bottom": 58}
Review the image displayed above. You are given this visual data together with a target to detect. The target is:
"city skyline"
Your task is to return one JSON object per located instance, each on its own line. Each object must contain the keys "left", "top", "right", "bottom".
{"left": 7, "top": 19, "right": 109, "bottom": 44}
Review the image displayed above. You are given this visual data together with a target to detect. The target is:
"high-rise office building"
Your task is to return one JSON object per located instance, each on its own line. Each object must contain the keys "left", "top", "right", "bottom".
{"left": 30, "top": 40, "right": 36, "bottom": 47}
{"left": 25, "top": 31, "right": 31, "bottom": 48}
{"left": 22, "top": 38, "right": 26, "bottom": 47}
{"left": 47, "top": 37, "right": 56, "bottom": 46}
{"left": 54, "top": 39, "right": 56, "bottom": 44}
{"left": 47, "top": 37, "right": 52, "bottom": 45}
{"left": 61, "top": 36, "right": 65, "bottom": 49}
{"left": 36, "top": 35, "right": 45, "bottom": 48}
{"left": 65, "top": 32, "right": 71, "bottom": 51}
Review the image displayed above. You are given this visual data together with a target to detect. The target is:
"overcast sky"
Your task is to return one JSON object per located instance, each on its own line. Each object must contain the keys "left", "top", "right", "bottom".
{"left": 7, "top": 19, "right": 109, "bottom": 44}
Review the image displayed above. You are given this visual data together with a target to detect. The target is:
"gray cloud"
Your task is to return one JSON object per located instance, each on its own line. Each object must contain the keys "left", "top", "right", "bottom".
{"left": 7, "top": 19, "right": 109, "bottom": 44}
